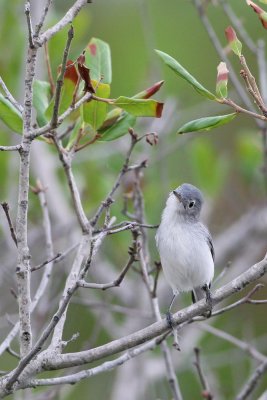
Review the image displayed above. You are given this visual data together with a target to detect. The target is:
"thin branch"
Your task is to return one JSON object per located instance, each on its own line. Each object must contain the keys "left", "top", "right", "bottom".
{"left": 210, "top": 284, "right": 266, "bottom": 317}
{"left": 236, "top": 360, "right": 267, "bottom": 400}
{"left": 193, "top": 0, "right": 257, "bottom": 118}
{"left": 1, "top": 202, "right": 18, "bottom": 246}
{"left": 91, "top": 133, "right": 140, "bottom": 227}
{"left": 44, "top": 42, "right": 55, "bottom": 95}
{"left": 51, "top": 26, "right": 74, "bottom": 129}
{"left": 0, "top": 145, "right": 22, "bottom": 152}
{"left": 31, "top": 253, "right": 61, "bottom": 272}
{"left": 221, "top": 98, "right": 266, "bottom": 121}
{"left": 30, "top": 92, "right": 92, "bottom": 139}
{"left": 78, "top": 230, "right": 139, "bottom": 290}
{"left": 220, "top": 0, "right": 257, "bottom": 54}
{"left": 95, "top": 221, "right": 158, "bottom": 235}
{"left": 53, "top": 137, "right": 91, "bottom": 233}
{"left": 199, "top": 323, "right": 267, "bottom": 363}
{"left": 23, "top": 335, "right": 166, "bottom": 388}
{"left": 25, "top": 1, "right": 34, "bottom": 49}
{"left": 193, "top": 348, "right": 213, "bottom": 400}
{"left": 6, "top": 347, "right": 20, "bottom": 360}
{"left": 37, "top": 0, "right": 89, "bottom": 47}
{"left": 34, "top": 0, "right": 53, "bottom": 37}
{"left": 0, "top": 77, "right": 23, "bottom": 113}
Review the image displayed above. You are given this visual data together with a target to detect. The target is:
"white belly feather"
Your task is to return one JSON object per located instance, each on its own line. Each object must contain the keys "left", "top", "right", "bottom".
{"left": 156, "top": 218, "right": 214, "bottom": 294}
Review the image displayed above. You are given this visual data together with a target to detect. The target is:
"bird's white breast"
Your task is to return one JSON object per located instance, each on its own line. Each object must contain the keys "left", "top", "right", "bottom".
{"left": 156, "top": 203, "right": 214, "bottom": 294}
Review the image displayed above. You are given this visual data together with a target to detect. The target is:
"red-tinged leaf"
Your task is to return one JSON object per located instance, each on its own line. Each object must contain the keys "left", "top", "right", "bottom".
{"left": 247, "top": 0, "right": 267, "bottom": 29}
{"left": 63, "top": 60, "right": 79, "bottom": 85}
{"left": 45, "top": 60, "right": 78, "bottom": 119}
{"left": 216, "top": 62, "right": 229, "bottom": 99}
{"left": 85, "top": 38, "right": 112, "bottom": 84}
{"left": 112, "top": 96, "right": 163, "bottom": 118}
{"left": 133, "top": 81, "right": 164, "bottom": 99}
{"left": 177, "top": 113, "right": 237, "bottom": 134}
{"left": 225, "top": 26, "right": 242, "bottom": 56}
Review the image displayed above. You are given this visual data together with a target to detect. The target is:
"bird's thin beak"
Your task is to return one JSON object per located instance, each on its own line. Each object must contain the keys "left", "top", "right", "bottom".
{"left": 173, "top": 190, "right": 186, "bottom": 209}
{"left": 173, "top": 190, "right": 181, "bottom": 201}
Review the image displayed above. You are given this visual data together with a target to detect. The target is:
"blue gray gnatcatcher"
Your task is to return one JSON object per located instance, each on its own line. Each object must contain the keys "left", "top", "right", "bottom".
{"left": 155, "top": 183, "right": 214, "bottom": 322}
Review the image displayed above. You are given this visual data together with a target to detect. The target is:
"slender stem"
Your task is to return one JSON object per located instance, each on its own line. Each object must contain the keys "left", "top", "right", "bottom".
{"left": 236, "top": 360, "right": 267, "bottom": 400}
{"left": 194, "top": 348, "right": 213, "bottom": 400}
{"left": 221, "top": 98, "right": 266, "bottom": 121}
{"left": 193, "top": 0, "right": 257, "bottom": 118}
{"left": 25, "top": 1, "right": 34, "bottom": 49}
{"left": 51, "top": 26, "right": 74, "bottom": 129}
{"left": 0, "top": 77, "right": 23, "bottom": 113}
{"left": 37, "top": 0, "right": 89, "bottom": 47}
{"left": 1, "top": 202, "right": 18, "bottom": 246}
{"left": 35, "top": 0, "right": 53, "bottom": 36}
{"left": 44, "top": 42, "right": 55, "bottom": 95}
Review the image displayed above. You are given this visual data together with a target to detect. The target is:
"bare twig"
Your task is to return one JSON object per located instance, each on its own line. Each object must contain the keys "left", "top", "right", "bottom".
{"left": 35, "top": 0, "right": 53, "bottom": 37}
{"left": 0, "top": 77, "right": 23, "bottom": 113}
{"left": 37, "top": 0, "right": 89, "bottom": 47}
{"left": 51, "top": 26, "right": 74, "bottom": 129}
{"left": 78, "top": 230, "right": 139, "bottom": 290}
{"left": 1, "top": 202, "right": 18, "bottom": 246}
{"left": 193, "top": 0, "right": 256, "bottom": 115}
{"left": 25, "top": 1, "right": 34, "bottom": 49}
{"left": 31, "top": 253, "right": 61, "bottom": 272}
{"left": 220, "top": 0, "right": 257, "bottom": 54}
{"left": 23, "top": 335, "right": 167, "bottom": 388}
{"left": 199, "top": 323, "right": 267, "bottom": 363}
{"left": 0, "top": 145, "right": 22, "bottom": 152}
{"left": 44, "top": 42, "right": 55, "bottom": 95}
{"left": 194, "top": 348, "right": 213, "bottom": 400}
{"left": 91, "top": 133, "right": 141, "bottom": 227}
{"left": 30, "top": 91, "right": 92, "bottom": 139}
{"left": 236, "top": 360, "right": 267, "bottom": 400}
{"left": 6, "top": 347, "right": 20, "bottom": 360}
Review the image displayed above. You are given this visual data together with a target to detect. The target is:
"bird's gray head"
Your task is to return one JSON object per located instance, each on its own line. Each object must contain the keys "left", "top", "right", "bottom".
{"left": 171, "top": 183, "right": 204, "bottom": 220}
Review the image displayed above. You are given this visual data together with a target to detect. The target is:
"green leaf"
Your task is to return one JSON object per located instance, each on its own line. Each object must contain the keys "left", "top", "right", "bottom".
{"left": 155, "top": 50, "right": 216, "bottom": 100}
{"left": 33, "top": 80, "right": 51, "bottom": 127}
{"left": 0, "top": 93, "right": 23, "bottom": 133}
{"left": 99, "top": 113, "right": 136, "bottom": 141}
{"left": 83, "top": 80, "right": 110, "bottom": 130}
{"left": 85, "top": 38, "right": 112, "bottom": 84}
{"left": 112, "top": 96, "right": 163, "bottom": 117}
{"left": 178, "top": 113, "right": 237, "bottom": 134}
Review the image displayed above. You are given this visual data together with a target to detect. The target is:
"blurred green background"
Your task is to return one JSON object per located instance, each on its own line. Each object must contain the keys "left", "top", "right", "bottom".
{"left": 0, "top": 1, "right": 267, "bottom": 399}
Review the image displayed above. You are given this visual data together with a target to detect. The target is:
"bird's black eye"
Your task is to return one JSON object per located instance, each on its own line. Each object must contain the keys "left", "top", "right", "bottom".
{"left": 188, "top": 201, "right": 195, "bottom": 209}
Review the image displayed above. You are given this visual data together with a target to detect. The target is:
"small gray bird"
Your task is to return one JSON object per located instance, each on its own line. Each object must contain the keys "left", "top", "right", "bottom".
{"left": 156, "top": 183, "right": 214, "bottom": 322}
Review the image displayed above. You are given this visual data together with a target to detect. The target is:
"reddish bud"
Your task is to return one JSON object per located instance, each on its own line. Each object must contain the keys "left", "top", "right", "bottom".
{"left": 216, "top": 62, "right": 229, "bottom": 98}
{"left": 247, "top": 0, "right": 267, "bottom": 29}
{"left": 225, "top": 26, "right": 242, "bottom": 56}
